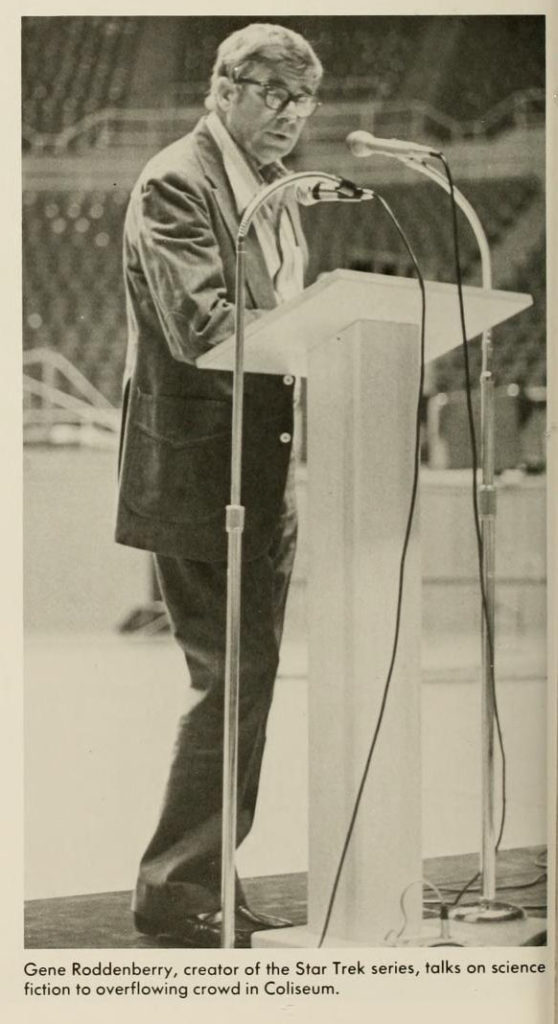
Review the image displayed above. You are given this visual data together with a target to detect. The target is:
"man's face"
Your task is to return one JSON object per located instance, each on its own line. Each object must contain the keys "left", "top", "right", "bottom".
{"left": 220, "top": 62, "right": 317, "bottom": 166}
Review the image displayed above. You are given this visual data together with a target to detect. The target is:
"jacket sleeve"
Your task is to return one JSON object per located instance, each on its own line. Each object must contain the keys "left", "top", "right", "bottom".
{"left": 133, "top": 172, "right": 261, "bottom": 364}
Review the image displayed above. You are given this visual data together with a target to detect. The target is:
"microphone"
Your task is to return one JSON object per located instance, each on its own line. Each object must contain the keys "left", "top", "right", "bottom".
{"left": 346, "top": 130, "right": 440, "bottom": 159}
{"left": 293, "top": 176, "right": 374, "bottom": 206}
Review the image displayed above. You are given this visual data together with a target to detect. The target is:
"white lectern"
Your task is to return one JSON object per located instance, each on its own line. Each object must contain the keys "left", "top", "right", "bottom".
{"left": 198, "top": 270, "right": 532, "bottom": 947}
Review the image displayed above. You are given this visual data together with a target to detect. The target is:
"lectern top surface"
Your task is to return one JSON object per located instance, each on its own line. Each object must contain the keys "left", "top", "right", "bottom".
{"left": 197, "top": 269, "right": 532, "bottom": 378}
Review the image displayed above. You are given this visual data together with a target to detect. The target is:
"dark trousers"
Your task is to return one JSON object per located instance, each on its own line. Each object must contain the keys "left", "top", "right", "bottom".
{"left": 133, "top": 465, "right": 297, "bottom": 929}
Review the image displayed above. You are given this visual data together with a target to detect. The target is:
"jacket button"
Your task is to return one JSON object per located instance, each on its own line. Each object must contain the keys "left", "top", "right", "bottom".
{"left": 283, "top": 375, "right": 294, "bottom": 386}
{"left": 279, "top": 432, "right": 292, "bottom": 444}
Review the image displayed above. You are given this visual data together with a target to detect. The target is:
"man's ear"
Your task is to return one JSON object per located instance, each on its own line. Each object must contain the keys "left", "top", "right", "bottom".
{"left": 214, "top": 76, "right": 237, "bottom": 112}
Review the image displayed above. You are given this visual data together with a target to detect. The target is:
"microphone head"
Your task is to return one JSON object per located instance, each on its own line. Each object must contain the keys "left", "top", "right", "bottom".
{"left": 347, "top": 129, "right": 439, "bottom": 159}
{"left": 346, "top": 130, "right": 376, "bottom": 157}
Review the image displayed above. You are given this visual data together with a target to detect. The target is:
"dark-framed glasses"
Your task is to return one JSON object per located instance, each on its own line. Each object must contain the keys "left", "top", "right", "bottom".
{"left": 232, "top": 73, "right": 320, "bottom": 118}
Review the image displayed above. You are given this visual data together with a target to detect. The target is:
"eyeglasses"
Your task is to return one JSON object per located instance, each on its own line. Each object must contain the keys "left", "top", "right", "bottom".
{"left": 232, "top": 74, "right": 320, "bottom": 118}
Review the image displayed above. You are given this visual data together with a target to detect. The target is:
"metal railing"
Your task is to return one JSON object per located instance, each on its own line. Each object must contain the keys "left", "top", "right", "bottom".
{"left": 21, "top": 88, "right": 545, "bottom": 155}
{"left": 23, "top": 347, "right": 120, "bottom": 446}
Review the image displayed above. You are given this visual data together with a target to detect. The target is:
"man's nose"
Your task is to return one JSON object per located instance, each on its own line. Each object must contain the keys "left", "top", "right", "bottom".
{"left": 276, "top": 97, "right": 300, "bottom": 121}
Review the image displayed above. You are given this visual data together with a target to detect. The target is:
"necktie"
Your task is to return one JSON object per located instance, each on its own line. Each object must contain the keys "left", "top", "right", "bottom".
{"left": 259, "top": 161, "right": 288, "bottom": 225}
{"left": 259, "top": 163, "right": 301, "bottom": 302}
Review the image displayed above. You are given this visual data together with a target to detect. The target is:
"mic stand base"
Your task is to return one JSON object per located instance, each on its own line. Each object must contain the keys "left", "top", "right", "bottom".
{"left": 251, "top": 913, "right": 545, "bottom": 948}
{"left": 451, "top": 900, "right": 525, "bottom": 924}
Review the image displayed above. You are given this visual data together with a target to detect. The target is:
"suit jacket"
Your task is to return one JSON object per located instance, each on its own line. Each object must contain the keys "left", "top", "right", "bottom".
{"left": 115, "top": 117, "right": 307, "bottom": 562}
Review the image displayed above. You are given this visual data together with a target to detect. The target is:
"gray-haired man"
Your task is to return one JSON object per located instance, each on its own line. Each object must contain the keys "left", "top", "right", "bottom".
{"left": 116, "top": 22, "right": 323, "bottom": 946}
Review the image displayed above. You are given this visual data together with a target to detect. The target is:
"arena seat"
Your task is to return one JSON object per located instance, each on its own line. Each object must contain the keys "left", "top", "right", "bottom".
{"left": 22, "top": 17, "right": 142, "bottom": 144}
{"left": 301, "top": 177, "right": 540, "bottom": 285}
{"left": 427, "top": 16, "right": 545, "bottom": 122}
{"left": 22, "top": 174, "right": 544, "bottom": 408}
{"left": 23, "top": 189, "right": 129, "bottom": 404}
{"left": 174, "top": 15, "right": 419, "bottom": 104}
{"left": 430, "top": 236, "right": 545, "bottom": 392}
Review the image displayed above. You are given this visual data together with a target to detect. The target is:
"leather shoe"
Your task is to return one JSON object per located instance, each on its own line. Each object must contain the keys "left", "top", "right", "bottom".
{"left": 134, "top": 911, "right": 224, "bottom": 948}
{"left": 134, "top": 910, "right": 263, "bottom": 948}
{"left": 235, "top": 904, "right": 292, "bottom": 930}
{"left": 134, "top": 905, "right": 291, "bottom": 946}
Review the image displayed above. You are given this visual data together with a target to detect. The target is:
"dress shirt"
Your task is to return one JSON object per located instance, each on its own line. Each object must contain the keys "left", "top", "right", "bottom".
{"left": 206, "top": 112, "right": 304, "bottom": 304}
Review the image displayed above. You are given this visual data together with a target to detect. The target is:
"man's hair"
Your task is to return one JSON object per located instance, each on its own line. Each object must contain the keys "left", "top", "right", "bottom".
{"left": 205, "top": 22, "right": 323, "bottom": 110}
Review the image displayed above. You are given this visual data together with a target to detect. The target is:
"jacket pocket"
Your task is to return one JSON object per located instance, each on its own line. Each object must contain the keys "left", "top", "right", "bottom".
{"left": 122, "top": 390, "right": 233, "bottom": 525}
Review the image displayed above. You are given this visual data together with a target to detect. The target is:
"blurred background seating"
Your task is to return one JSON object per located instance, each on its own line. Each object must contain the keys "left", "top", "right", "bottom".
{"left": 22, "top": 15, "right": 546, "bottom": 466}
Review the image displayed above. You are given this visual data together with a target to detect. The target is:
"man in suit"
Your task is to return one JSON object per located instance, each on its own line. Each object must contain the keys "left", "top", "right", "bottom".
{"left": 115, "top": 22, "right": 323, "bottom": 946}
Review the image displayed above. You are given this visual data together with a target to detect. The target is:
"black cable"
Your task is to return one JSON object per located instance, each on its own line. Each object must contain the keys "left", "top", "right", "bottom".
{"left": 317, "top": 192, "right": 426, "bottom": 947}
{"left": 425, "top": 869, "right": 547, "bottom": 900}
{"left": 431, "top": 847, "right": 548, "bottom": 904}
{"left": 437, "top": 153, "right": 508, "bottom": 902}
{"left": 450, "top": 870, "right": 481, "bottom": 908}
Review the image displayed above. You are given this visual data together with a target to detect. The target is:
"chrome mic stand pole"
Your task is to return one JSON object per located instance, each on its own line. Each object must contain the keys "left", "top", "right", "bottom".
{"left": 220, "top": 170, "right": 346, "bottom": 948}
{"left": 397, "top": 157, "right": 522, "bottom": 921}
{"left": 220, "top": 228, "right": 247, "bottom": 951}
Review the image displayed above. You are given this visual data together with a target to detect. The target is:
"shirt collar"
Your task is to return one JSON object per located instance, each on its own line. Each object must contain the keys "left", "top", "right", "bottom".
{"left": 205, "top": 112, "right": 287, "bottom": 215}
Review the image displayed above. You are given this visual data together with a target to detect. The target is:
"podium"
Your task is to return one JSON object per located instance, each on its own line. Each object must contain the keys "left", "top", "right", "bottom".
{"left": 197, "top": 270, "right": 532, "bottom": 947}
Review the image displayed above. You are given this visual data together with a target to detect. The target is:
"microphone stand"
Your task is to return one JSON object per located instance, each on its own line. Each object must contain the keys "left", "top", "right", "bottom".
{"left": 220, "top": 170, "right": 351, "bottom": 948}
{"left": 396, "top": 156, "right": 523, "bottom": 923}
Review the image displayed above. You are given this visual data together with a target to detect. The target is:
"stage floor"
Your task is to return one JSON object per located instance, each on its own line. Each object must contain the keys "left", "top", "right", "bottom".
{"left": 22, "top": 630, "right": 548, "bottom": 950}
{"left": 24, "top": 630, "right": 547, "bottom": 906}
{"left": 24, "top": 846, "right": 546, "bottom": 949}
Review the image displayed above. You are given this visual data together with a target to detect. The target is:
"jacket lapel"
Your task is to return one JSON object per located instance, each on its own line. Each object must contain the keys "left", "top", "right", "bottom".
{"left": 192, "top": 120, "right": 277, "bottom": 310}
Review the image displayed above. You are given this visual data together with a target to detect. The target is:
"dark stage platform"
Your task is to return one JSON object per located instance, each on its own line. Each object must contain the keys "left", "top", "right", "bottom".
{"left": 24, "top": 847, "right": 546, "bottom": 949}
